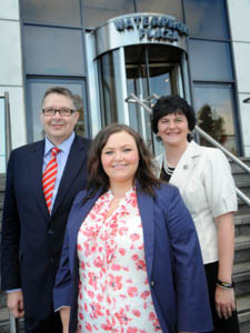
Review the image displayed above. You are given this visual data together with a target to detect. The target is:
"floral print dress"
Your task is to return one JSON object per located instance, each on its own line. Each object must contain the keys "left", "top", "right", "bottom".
{"left": 77, "top": 188, "right": 162, "bottom": 333}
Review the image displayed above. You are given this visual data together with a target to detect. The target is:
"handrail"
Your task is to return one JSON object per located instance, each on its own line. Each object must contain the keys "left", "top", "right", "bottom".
{"left": 125, "top": 93, "right": 250, "bottom": 206}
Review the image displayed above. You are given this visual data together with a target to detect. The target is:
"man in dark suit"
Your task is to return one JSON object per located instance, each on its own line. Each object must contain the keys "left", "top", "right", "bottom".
{"left": 1, "top": 86, "right": 91, "bottom": 332}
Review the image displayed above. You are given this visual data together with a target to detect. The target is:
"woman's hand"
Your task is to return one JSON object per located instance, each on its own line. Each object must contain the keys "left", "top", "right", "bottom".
{"left": 215, "top": 285, "right": 236, "bottom": 319}
{"left": 60, "top": 307, "right": 70, "bottom": 333}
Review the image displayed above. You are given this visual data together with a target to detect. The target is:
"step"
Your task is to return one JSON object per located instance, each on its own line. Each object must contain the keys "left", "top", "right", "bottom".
{"left": 234, "top": 213, "right": 250, "bottom": 237}
{"left": 234, "top": 235, "right": 250, "bottom": 263}
{"left": 236, "top": 294, "right": 250, "bottom": 333}
{"left": 233, "top": 261, "right": 250, "bottom": 296}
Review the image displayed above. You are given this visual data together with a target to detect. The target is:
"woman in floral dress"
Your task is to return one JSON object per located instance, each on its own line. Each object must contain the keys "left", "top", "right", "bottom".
{"left": 54, "top": 123, "right": 213, "bottom": 333}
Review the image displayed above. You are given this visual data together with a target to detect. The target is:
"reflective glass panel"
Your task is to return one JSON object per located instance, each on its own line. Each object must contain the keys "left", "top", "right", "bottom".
{"left": 0, "top": 98, "right": 6, "bottom": 172}
{"left": 189, "top": 40, "right": 233, "bottom": 81}
{"left": 21, "top": 0, "right": 81, "bottom": 26}
{"left": 137, "top": 0, "right": 183, "bottom": 21}
{"left": 27, "top": 80, "right": 88, "bottom": 142}
{"left": 23, "top": 26, "right": 85, "bottom": 76}
{"left": 193, "top": 83, "right": 237, "bottom": 154}
{"left": 83, "top": 0, "right": 135, "bottom": 28}
{"left": 184, "top": 0, "right": 229, "bottom": 39}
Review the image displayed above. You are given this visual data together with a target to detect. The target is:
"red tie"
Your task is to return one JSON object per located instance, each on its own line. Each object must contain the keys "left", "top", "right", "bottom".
{"left": 42, "top": 147, "right": 60, "bottom": 213}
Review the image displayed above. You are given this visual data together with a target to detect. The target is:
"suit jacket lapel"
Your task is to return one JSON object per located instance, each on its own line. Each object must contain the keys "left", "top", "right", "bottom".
{"left": 137, "top": 188, "right": 155, "bottom": 281}
{"left": 52, "top": 136, "right": 88, "bottom": 216}
{"left": 170, "top": 141, "right": 201, "bottom": 193}
{"left": 29, "top": 140, "right": 50, "bottom": 219}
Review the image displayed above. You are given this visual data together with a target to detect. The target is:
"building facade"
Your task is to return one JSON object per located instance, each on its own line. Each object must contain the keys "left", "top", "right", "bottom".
{"left": 1, "top": 0, "right": 250, "bottom": 173}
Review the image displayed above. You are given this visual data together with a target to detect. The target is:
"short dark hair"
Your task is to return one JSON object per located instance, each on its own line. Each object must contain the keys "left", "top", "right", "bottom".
{"left": 86, "top": 123, "right": 160, "bottom": 198}
{"left": 151, "top": 95, "right": 196, "bottom": 141}
{"left": 42, "top": 86, "right": 77, "bottom": 109}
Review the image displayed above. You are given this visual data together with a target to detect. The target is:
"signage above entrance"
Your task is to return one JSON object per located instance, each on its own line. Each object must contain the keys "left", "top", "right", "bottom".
{"left": 114, "top": 15, "right": 189, "bottom": 42}
{"left": 94, "top": 13, "right": 189, "bottom": 58}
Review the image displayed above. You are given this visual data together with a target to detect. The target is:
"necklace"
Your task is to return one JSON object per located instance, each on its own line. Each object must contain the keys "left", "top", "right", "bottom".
{"left": 165, "top": 162, "right": 175, "bottom": 176}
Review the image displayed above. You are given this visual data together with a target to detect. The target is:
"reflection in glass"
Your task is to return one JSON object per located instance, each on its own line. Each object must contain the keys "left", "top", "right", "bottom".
{"left": 193, "top": 83, "right": 237, "bottom": 154}
{"left": 184, "top": 0, "right": 229, "bottom": 39}
{"left": 0, "top": 98, "right": 6, "bottom": 172}
{"left": 189, "top": 40, "right": 233, "bottom": 82}
{"left": 23, "top": 26, "right": 85, "bottom": 76}
{"left": 137, "top": 0, "right": 183, "bottom": 20}
{"left": 83, "top": 0, "right": 135, "bottom": 28}
{"left": 27, "top": 81, "right": 87, "bottom": 143}
{"left": 22, "top": 0, "right": 81, "bottom": 26}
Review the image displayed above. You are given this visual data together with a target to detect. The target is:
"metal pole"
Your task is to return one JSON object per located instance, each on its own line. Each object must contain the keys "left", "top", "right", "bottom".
{"left": 9, "top": 313, "right": 19, "bottom": 333}
{"left": 4, "top": 91, "right": 11, "bottom": 162}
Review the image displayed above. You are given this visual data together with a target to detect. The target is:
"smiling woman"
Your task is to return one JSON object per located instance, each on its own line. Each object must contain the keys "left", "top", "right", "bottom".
{"left": 53, "top": 123, "right": 213, "bottom": 333}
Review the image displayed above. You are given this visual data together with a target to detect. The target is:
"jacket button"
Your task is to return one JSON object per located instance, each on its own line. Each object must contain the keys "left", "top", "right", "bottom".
{"left": 48, "top": 228, "right": 54, "bottom": 235}
{"left": 151, "top": 280, "right": 155, "bottom": 287}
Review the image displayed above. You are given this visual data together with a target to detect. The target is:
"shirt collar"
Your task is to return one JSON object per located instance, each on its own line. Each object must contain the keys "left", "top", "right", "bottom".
{"left": 44, "top": 132, "right": 75, "bottom": 156}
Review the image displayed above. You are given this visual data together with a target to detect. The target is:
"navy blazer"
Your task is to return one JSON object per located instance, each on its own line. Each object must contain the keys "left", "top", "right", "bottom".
{"left": 1, "top": 135, "right": 91, "bottom": 319}
{"left": 54, "top": 184, "right": 213, "bottom": 333}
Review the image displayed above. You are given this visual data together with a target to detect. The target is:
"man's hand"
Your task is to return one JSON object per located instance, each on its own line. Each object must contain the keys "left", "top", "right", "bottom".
{"left": 7, "top": 290, "right": 25, "bottom": 318}
{"left": 215, "top": 286, "right": 235, "bottom": 319}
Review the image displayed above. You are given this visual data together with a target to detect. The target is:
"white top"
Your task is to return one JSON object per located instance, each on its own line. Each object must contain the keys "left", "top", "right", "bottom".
{"left": 77, "top": 188, "right": 162, "bottom": 332}
{"left": 155, "top": 141, "right": 237, "bottom": 265}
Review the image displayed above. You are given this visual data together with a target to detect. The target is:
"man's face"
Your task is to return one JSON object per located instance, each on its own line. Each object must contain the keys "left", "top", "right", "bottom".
{"left": 40, "top": 93, "right": 79, "bottom": 145}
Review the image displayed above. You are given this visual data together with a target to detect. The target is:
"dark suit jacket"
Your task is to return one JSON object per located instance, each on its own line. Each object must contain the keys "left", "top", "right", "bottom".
{"left": 1, "top": 135, "right": 91, "bottom": 319}
{"left": 54, "top": 183, "right": 213, "bottom": 333}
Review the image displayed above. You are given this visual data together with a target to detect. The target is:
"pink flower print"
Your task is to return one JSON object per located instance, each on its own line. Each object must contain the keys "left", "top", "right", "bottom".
{"left": 119, "top": 226, "right": 129, "bottom": 236}
{"left": 88, "top": 272, "right": 98, "bottom": 290}
{"left": 77, "top": 244, "right": 83, "bottom": 251}
{"left": 79, "top": 312, "right": 84, "bottom": 320}
{"left": 141, "top": 290, "right": 150, "bottom": 300}
{"left": 101, "top": 317, "right": 118, "bottom": 331}
{"left": 111, "top": 263, "right": 121, "bottom": 271}
{"left": 122, "top": 266, "right": 129, "bottom": 272}
{"left": 119, "top": 247, "right": 126, "bottom": 256}
{"left": 126, "top": 278, "right": 133, "bottom": 284}
{"left": 85, "top": 321, "right": 93, "bottom": 332}
{"left": 84, "top": 302, "right": 88, "bottom": 312}
{"left": 90, "top": 302, "right": 104, "bottom": 318}
{"left": 87, "top": 290, "right": 95, "bottom": 299}
{"left": 97, "top": 293, "right": 104, "bottom": 302}
{"left": 135, "top": 259, "right": 146, "bottom": 271}
{"left": 130, "top": 233, "right": 140, "bottom": 241}
{"left": 80, "top": 261, "right": 85, "bottom": 270}
{"left": 93, "top": 256, "right": 103, "bottom": 268}
{"left": 109, "top": 274, "right": 123, "bottom": 290}
{"left": 115, "top": 308, "right": 131, "bottom": 326}
{"left": 132, "top": 309, "right": 141, "bottom": 317}
{"left": 131, "top": 254, "right": 139, "bottom": 261}
{"left": 149, "top": 311, "right": 157, "bottom": 321}
{"left": 127, "top": 286, "right": 138, "bottom": 297}
{"left": 127, "top": 327, "right": 138, "bottom": 333}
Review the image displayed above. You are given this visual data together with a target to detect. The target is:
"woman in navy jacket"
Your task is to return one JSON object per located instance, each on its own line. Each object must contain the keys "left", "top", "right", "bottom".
{"left": 54, "top": 124, "right": 212, "bottom": 333}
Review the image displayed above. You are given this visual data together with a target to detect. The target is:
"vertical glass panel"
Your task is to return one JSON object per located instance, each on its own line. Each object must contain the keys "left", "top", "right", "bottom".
{"left": 189, "top": 40, "right": 233, "bottom": 81}
{"left": 21, "top": 0, "right": 81, "bottom": 26}
{"left": 137, "top": 0, "right": 183, "bottom": 21}
{"left": 27, "top": 79, "right": 88, "bottom": 143}
{"left": 193, "top": 83, "right": 237, "bottom": 154}
{"left": 0, "top": 98, "right": 6, "bottom": 173}
{"left": 23, "top": 26, "right": 85, "bottom": 76}
{"left": 184, "top": 0, "right": 229, "bottom": 39}
{"left": 83, "top": 0, "right": 135, "bottom": 28}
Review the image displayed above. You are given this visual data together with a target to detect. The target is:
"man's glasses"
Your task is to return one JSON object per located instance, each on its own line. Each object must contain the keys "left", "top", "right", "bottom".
{"left": 42, "top": 107, "right": 77, "bottom": 117}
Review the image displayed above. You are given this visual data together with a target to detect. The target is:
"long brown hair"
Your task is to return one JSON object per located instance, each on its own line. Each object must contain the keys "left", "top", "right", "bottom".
{"left": 86, "top": 124, "right": 160, "bottom": 199}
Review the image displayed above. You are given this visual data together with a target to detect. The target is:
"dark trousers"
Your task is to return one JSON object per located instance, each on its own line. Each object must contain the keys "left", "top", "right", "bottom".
{"left": 25, "top": 311, "right": 62, "bottom": 333}
{"left": 205, "top": 262, "right": 240, "bottom": 333}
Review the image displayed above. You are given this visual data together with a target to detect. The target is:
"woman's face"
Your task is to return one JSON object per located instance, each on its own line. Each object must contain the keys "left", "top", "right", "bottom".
{"left": 157, "top": 111, "right": 189, "bottom": 148}
{"left": 101, "top": 131, "right": 139, "bottom": 187}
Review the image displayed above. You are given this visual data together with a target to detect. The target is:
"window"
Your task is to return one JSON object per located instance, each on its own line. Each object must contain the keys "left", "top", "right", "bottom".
{"left": 83, "top": 0, "right": 135, "bottom": 28}
{"left": 184, "top": 0, "right": 229, "bottom": 39}
{"left": 21, "top": 0, "right": 81, "bottom": 26}
{"left": 137, "top": 0, "right": 183, "bottom": 20}
{"left": 193, "top": 83, "right": 237, "bottom": 154}
{"left": 26, "top": 79, "right": 88, "bottom": 142}
{"left": 23, "top": 26, "right": 85, "bottom": 76}
{"left": 189, "top": 40, "right": 233, "bottom": 81}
